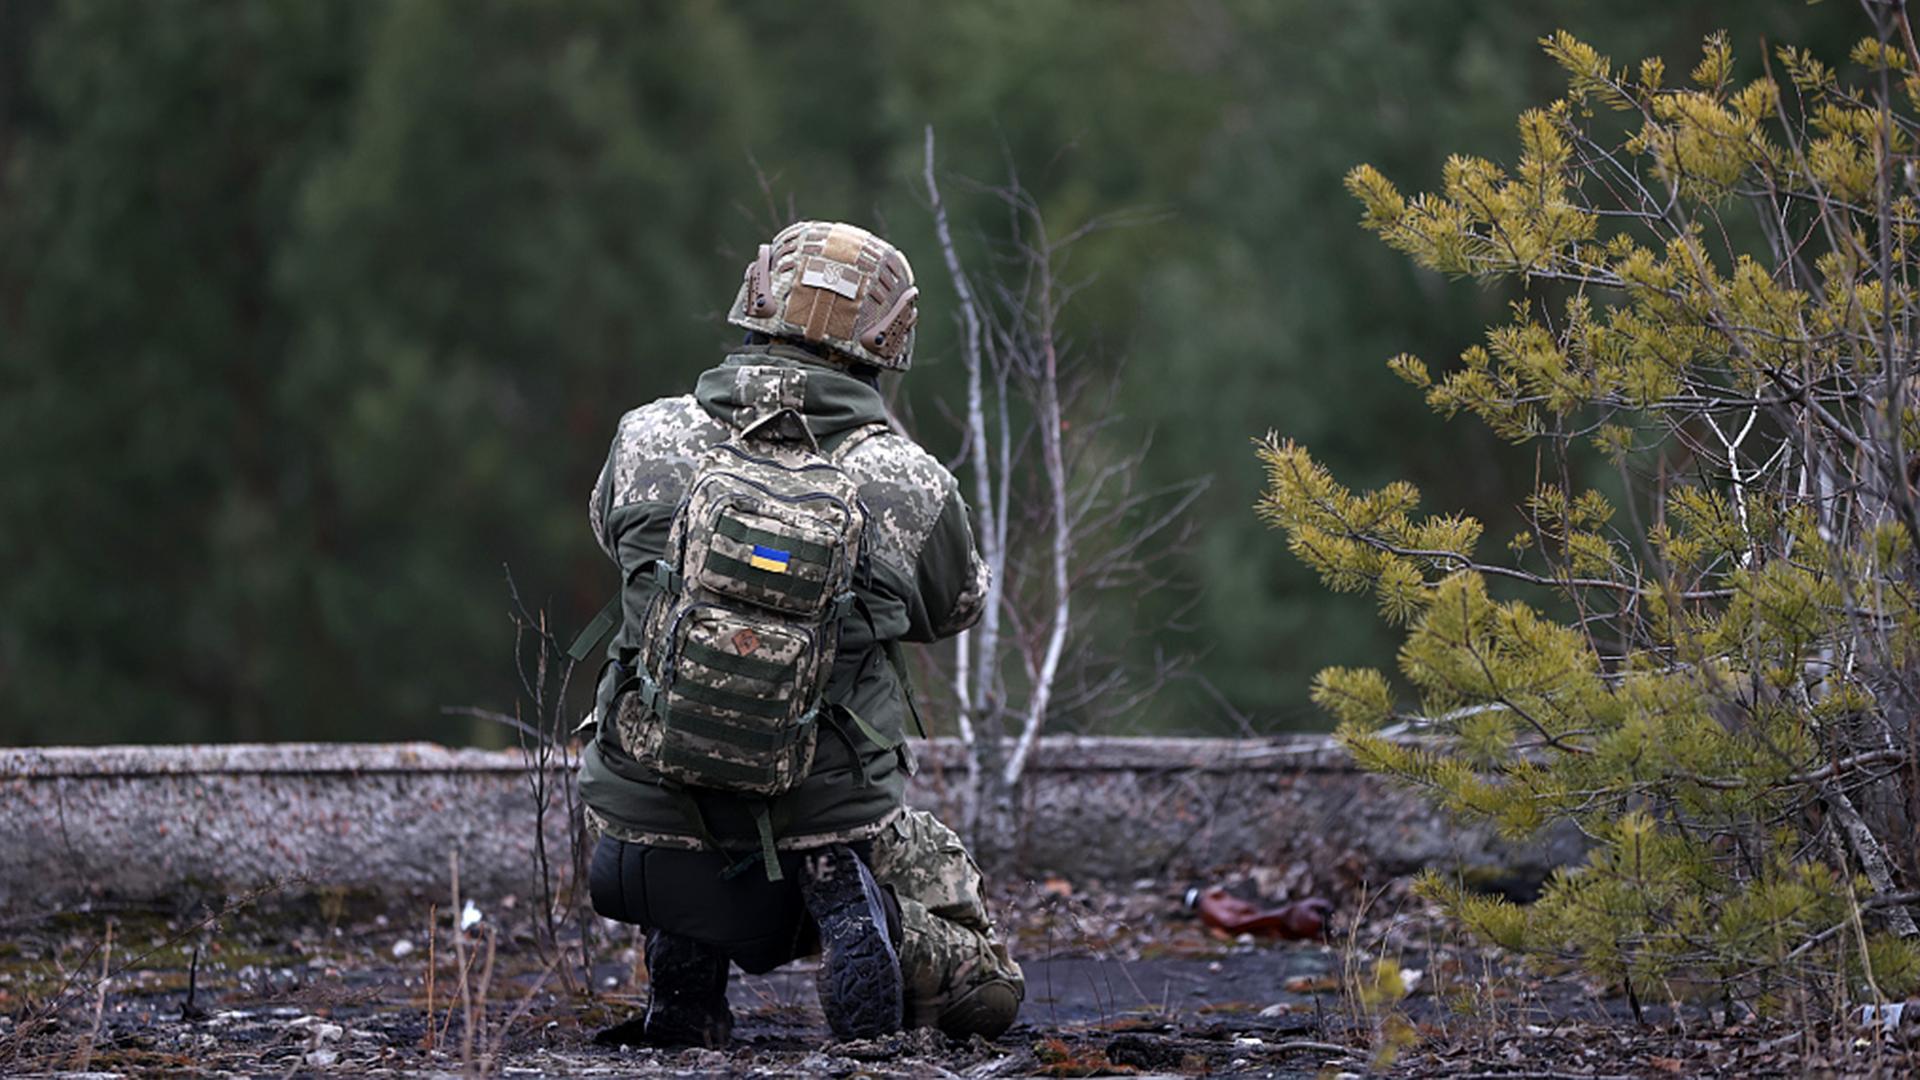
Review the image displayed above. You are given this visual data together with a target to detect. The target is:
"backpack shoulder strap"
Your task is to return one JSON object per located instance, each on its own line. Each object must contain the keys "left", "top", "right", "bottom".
{"left": 565, "top": 594, "right": 622, "bottom": 663}
{"left": 884, "top": 639, "right": 928, "bottom": 739}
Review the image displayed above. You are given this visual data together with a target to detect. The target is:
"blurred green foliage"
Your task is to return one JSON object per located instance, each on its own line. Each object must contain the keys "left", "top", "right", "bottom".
{"left": 0, "top": 1, "right": 1854, "bottom": 744}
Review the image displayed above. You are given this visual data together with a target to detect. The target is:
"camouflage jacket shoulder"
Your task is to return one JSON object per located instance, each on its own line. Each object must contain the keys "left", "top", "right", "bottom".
{"left": 587, "top": 394, "right": 729, "bottom": 554}
{"left": 838, "top": 429, "right": 959, "bottom": 585}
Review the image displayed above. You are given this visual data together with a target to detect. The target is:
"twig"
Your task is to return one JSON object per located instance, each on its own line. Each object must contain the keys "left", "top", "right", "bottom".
{"left": 925, "top": 125, "right": 995, "bottom": 833}
{"left": 422, "top": 902, "right": 438, "bottom": 1052}
{"left": 1, "top": 878, "right": 294, "bottom": 1070}
{"left": 74, "top": 919, "right": 112, "bottom": 1072}
{"left": 1268, "top": 1038, "right": 1365, "bottom": 1056}
{"left": 180, "top": 945, "right": 205, "bottom": 1022}
{"left": 439, "top": 705, "right": 552, "bottom": 747}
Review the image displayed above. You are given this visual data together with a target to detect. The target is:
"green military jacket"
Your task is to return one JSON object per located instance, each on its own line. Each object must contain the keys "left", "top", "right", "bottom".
{"left": 577, "top": 345, "right": 989, "bottom": 853}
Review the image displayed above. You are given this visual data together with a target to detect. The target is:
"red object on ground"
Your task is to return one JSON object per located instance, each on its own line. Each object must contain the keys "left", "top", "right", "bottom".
{"left": 1187, "top": 886, "right": 1332, "bottom": 940}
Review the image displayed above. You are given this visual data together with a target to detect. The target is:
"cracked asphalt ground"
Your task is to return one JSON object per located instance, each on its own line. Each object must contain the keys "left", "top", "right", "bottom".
{"left": 2, "top": 879, "right": 1910, "bottom": 1076}
{"left": 0, "top": 881, "right": 1364, "bottom": 1077}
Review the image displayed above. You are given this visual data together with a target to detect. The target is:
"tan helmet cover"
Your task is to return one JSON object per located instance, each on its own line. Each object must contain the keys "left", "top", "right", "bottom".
{"left": 726, "top": 221, "right": 919, "bottom": 371}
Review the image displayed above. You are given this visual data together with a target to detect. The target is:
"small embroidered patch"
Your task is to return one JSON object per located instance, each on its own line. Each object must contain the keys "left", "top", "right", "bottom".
{"left": 748, "top": 544, "right": 792, "bottom": 574}
{"left": 730, "top": 629, "right": 762, "bottom": 656}
{"left": 800, "top": 257, "right": 860, "bottom": 299}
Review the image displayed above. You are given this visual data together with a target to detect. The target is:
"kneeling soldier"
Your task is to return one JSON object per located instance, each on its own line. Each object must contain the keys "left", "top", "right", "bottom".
{"left": 574, "top": 221, "right": 1023, "bottom": 1047}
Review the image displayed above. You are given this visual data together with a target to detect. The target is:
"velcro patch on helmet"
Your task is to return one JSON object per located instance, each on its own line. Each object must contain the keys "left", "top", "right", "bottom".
{"left": 801, "top": 258, "right": 860, "bottom": 300}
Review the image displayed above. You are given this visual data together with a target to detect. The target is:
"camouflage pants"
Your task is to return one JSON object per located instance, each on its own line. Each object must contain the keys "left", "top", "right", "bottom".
{"left": 868, "top": 809, "right": 1025, "bottom": 1037}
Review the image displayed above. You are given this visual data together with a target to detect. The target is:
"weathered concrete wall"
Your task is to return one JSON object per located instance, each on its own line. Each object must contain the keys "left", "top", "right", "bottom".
{"left": 905, "top": 738, "right": 1582, "bottom": 885}
{"left": 0, "top": 743, "right": 567, "bottom": 911}
{"left": 0, "top": 738, "right": 1580, "bottom": 910}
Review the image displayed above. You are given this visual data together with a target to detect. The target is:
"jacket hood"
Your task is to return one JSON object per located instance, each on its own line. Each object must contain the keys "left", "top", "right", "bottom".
{"left": 693, "top": 344, "right": 890, "bottom": 444}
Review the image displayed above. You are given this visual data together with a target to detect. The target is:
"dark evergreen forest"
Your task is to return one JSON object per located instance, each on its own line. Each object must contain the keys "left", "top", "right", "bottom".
{"left": 0, "top": 1, "right": 1856, "bottom": 744}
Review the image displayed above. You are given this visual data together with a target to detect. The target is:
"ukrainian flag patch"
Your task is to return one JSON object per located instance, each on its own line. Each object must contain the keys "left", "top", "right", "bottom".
{"left": 748, "top": 544, "right": 792, "bottom": 574}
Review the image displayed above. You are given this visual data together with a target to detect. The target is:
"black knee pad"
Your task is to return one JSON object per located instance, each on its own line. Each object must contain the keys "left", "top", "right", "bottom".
{"left": 590, "top": 836, "right": 651, "bottom": 925}
{"left": 587, "top": 837, "right": 885, "bottom": 971}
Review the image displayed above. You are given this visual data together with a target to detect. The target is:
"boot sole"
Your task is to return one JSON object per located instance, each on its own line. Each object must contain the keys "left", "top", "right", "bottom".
{"left": 803, "top": 851, "right": 904, "bottom": 1040}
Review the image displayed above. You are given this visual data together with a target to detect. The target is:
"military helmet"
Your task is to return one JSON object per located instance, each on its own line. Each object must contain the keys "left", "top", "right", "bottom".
{"left": 726, "top": 221, "right": 919, "bottom": 371}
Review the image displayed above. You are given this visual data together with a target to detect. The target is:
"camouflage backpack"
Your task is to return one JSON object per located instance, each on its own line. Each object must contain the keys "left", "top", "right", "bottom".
{"left": 615, "top": 420, "right": 880, "bottom": 814}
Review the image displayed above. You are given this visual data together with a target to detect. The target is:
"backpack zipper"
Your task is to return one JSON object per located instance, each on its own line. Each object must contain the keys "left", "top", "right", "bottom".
{"left": 714, "top": 441, "right": 845, "bottom": 474}
{"left": 688, "top": 470, "right": 860, "bottom": 550}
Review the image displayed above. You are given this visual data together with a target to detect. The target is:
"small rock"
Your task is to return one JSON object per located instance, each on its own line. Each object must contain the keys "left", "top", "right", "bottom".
{"left": 1860, "top": 1000, "right": 1913, "bottom": 1032}
{"left": 837, "top": 1027, "right": 948, "bottom": 1060}
{"left": 798, "top": 1051, "right": 853, "bottom": 1073}
{"left": 288, "top": 1016, "right": 344, "bottom": 1044}
{"left": 1859, "top": 1000, "right": 1920, "bottom": 1044}
{"left": 1107, "top": 1033, "right": 1184, "bottom": 1071}
{"left": 390, "top": 939, "right": 416, "bottom": 959}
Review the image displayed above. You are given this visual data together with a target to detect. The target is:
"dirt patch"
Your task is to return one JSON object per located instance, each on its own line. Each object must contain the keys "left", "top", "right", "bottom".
{"left": 0, "top": 876, "right": 1912, "bottom": 1077}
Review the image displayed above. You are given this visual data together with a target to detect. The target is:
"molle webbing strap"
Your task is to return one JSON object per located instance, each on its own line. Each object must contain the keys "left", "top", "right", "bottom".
{"left": 828, "top": 591, "right": 856, "bottom": 622}
{"left": 818, "top": 710, "right": 868, "bottom": 788}
{"left": 568, "top": 556, "right": 673, "bottom": 663}
{"left": 660, "top": 746, "right": 775, "bottom": 788}
{"left": 669, "top": 680, "right": 791, "bottom": 721}
{"left": 652, "top": 561, "right": 681, "bottom": 591}
{"left": 636, "top": 674, "right": 665, "bottom": 715}
{"left": 715, "top": 516, "right": 833, "bottom": 564}
{"left": 663, "top": 784, "right": 782, "bottom": 883}
{"left": 566, "top": 595, "right": 622, "bottom": 663}
{"left": 680, "top": 641, "right": 790, "bottom": 681}
{"left": 663, "top": 783, "right": 759, "bottom": 881}
{"left": 665, "top": 710, "right": 796, "bottom": 751}
{"left": 647, "top": 718, "right": 792, "bottom": 885}
{"left": 839, "top": 705, "right": 901, "bottom": 751}
{"left": 753, "top": 804, "right": 781, "bottom": 882}
{"left": 820, "top": 704, "right": 901, "bottom": 789}
{"left": 702, "top": 552, "right": 827, "bottom": 602}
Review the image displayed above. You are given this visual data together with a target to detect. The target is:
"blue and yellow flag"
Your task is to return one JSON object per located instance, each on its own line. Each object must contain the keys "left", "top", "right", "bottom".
{"left": 748, "top": 544, "right": 792, "bottom": 574}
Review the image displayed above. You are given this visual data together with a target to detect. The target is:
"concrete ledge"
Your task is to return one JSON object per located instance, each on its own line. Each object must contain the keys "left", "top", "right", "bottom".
{"left": 1, "top": 742, "right": 534, "bottom": 778}
{"left": 0, "top": 738, "right": 1580, "bottom": 909}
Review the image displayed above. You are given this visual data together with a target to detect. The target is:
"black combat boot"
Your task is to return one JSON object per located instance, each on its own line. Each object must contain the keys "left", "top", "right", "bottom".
{"left": 597, "top": 929, "right": 734, "bottom": 1049}
{"left": 798, "top": 844, "right": 903, "bottom": 1041}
